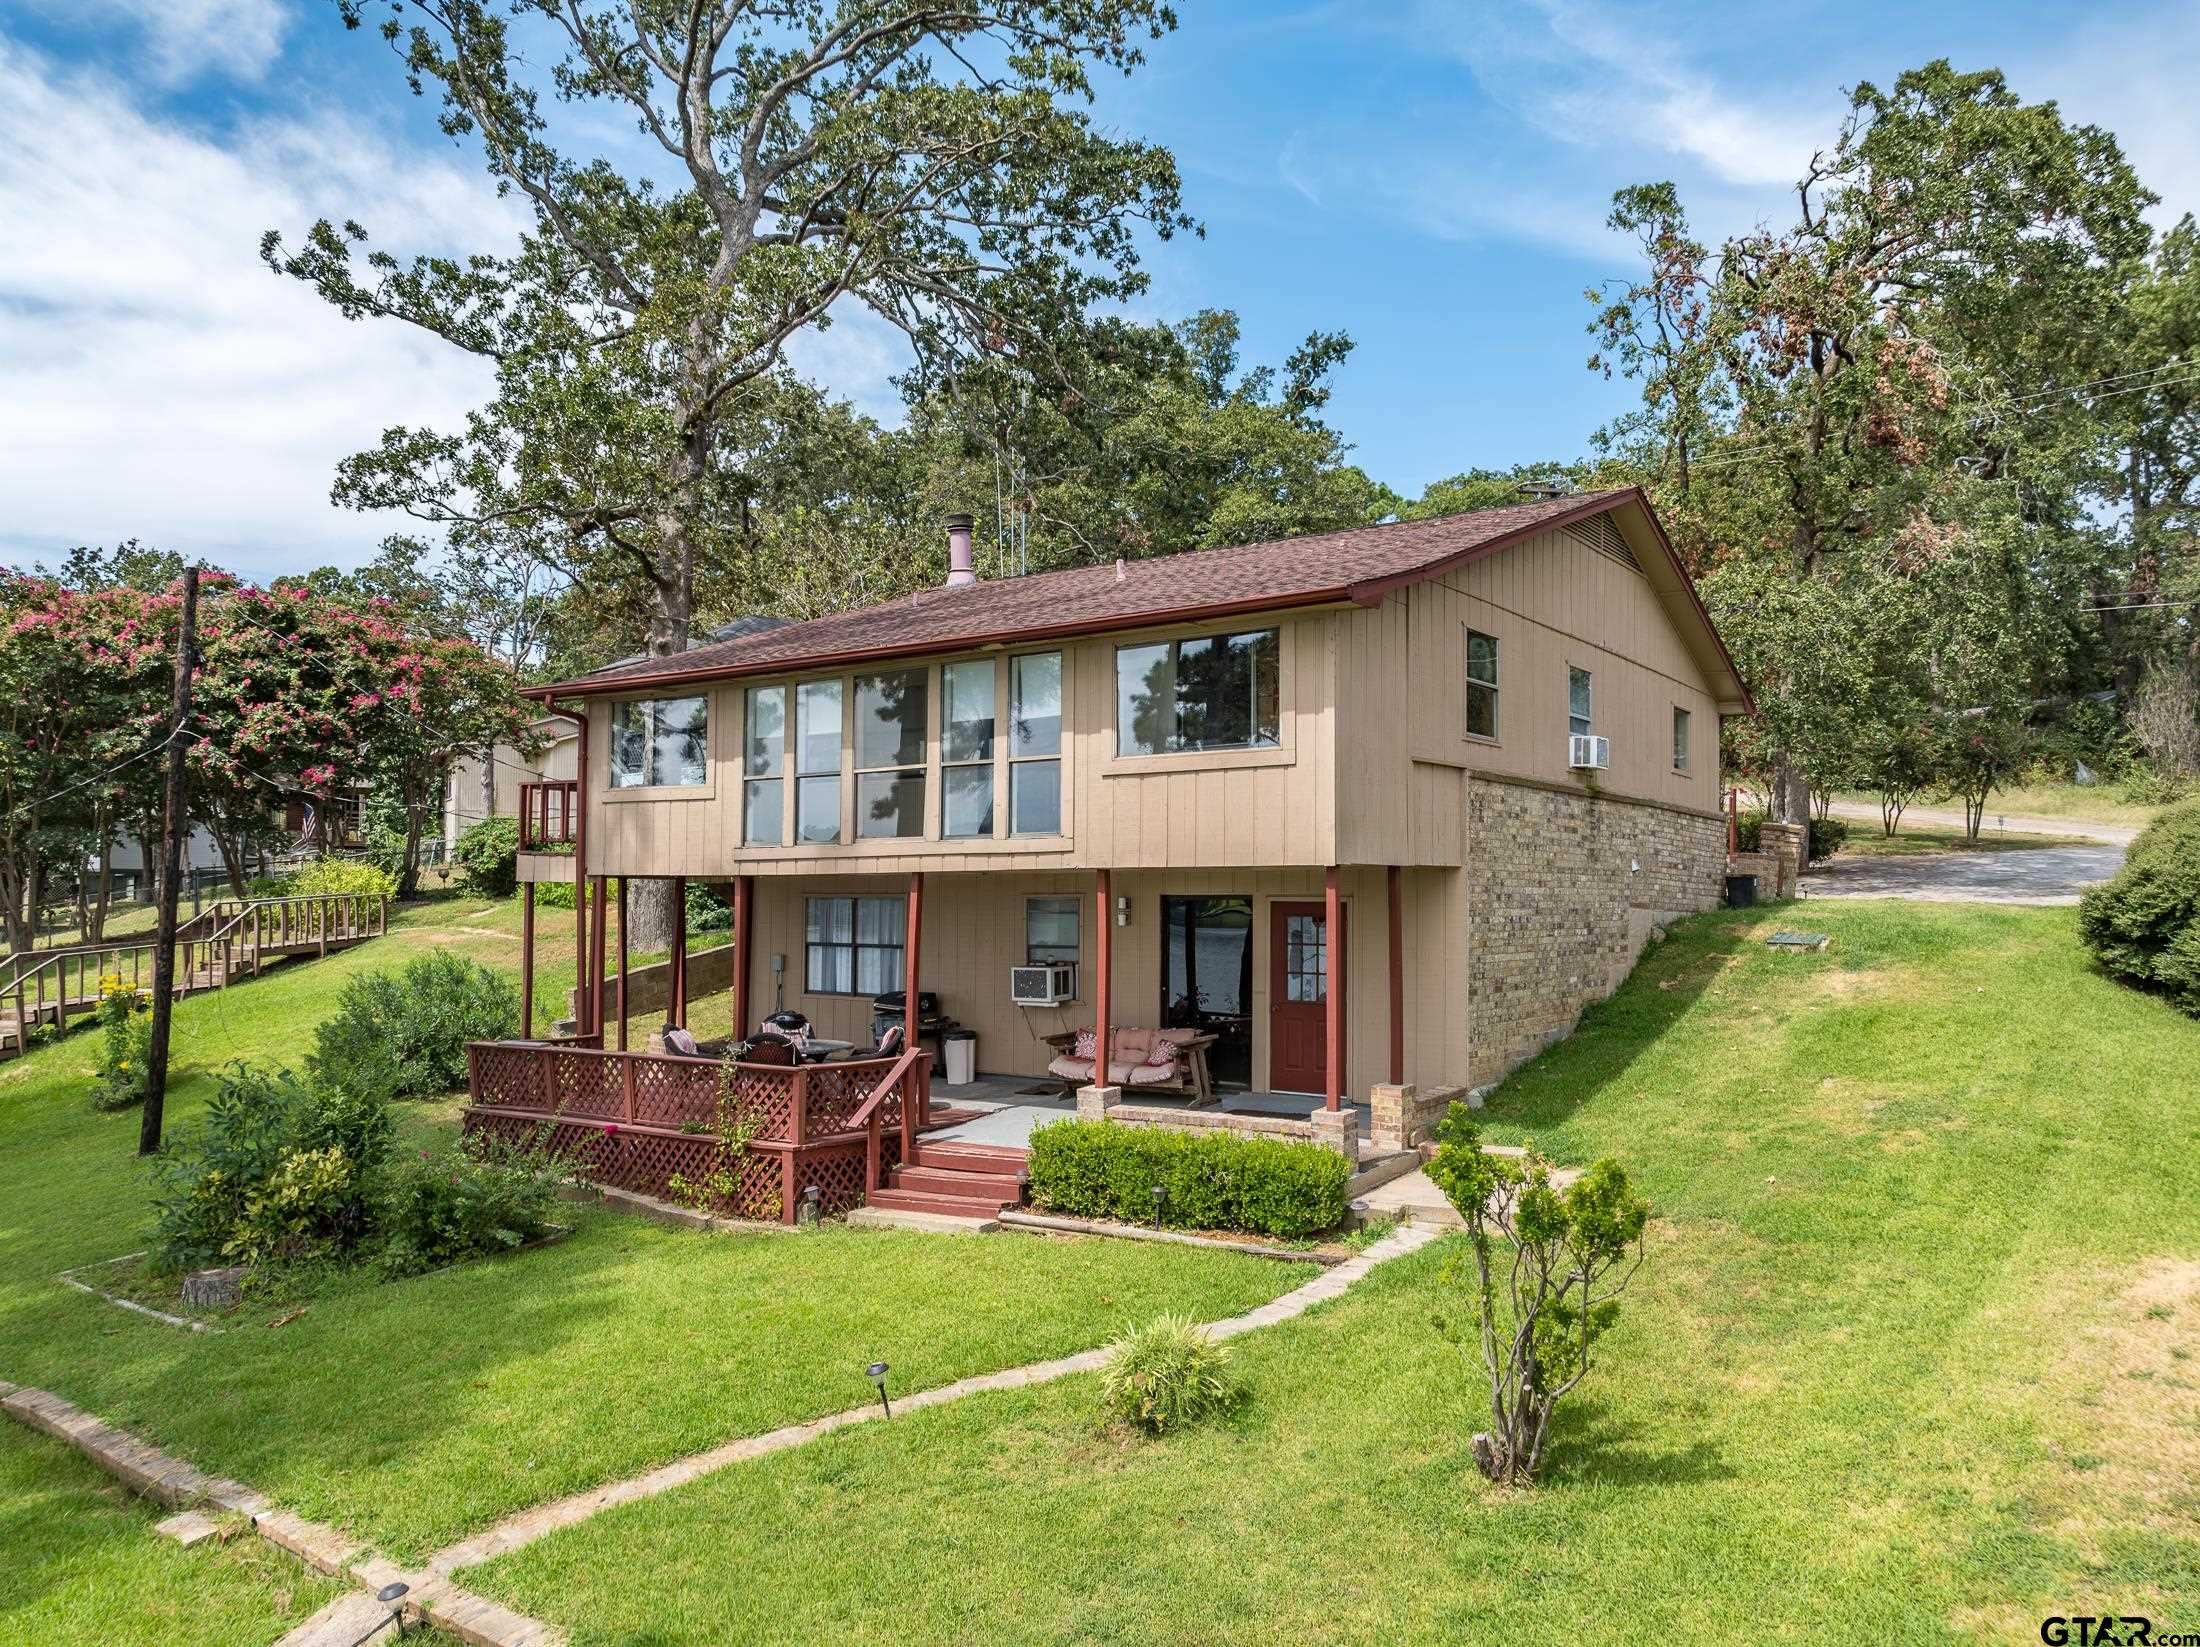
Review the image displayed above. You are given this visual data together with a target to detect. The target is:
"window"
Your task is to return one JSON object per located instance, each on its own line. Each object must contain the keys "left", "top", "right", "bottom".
{"left": 1282, "top": 912, "right": 1328, "bottom": 1003}
{"left": 1115, "top": 629, "right": 1279, "bottom": 756}
{"left": 805, "top": 896, "right": 904, "bottom": 994}
{"left": 1466, "top": 629, "right": 1499, "bottom": 740}
{"left": 854, "top": 668, "right": 926, "bottom": 839}
{"left": 1009, "top": 652, "right": 1062, "bottom": 835}
{"left": 941, "top": 660, "right": 995, "bottom": 839}
{"left": 742, "top": 686, "right": 784, "bottom": 844}
{"left": 1025, "top": 897, "right": 1080, "bottom": 987}
{"left": 1673, "top": 705, "right": 1692, "bottom": 771}
{"left": 794, "top": 679, "right": 842, "bottom": 844}
{"left": 1568, "top": 667, "right": 1594, "bottom": 739}
{"left": 609, "top": 697, "right": 709, "bottom": 788}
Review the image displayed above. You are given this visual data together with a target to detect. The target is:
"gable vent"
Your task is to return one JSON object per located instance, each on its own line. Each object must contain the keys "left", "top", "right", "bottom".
{"left": 1565, "top": 514, "right": 1643, "bottom": 575}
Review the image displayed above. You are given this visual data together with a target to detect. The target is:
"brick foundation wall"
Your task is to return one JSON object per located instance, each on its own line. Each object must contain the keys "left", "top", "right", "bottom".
{"left": 1466, "top": 777, "right": 1724, "bottom": 1089}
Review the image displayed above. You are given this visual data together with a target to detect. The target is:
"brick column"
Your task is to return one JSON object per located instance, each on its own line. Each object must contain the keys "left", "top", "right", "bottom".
{"left": 1309, "top": 1103, "right": 1361, "bottom": 1164}
{"left": 1076, "top": 1083, "right": 1120, "bottom": 1121}
{"left": 1759, "top": 822, "right": 1806, "bottom": 900}
{"left": 1368, "top": 1082, "right": 1416, "bottom": 1154}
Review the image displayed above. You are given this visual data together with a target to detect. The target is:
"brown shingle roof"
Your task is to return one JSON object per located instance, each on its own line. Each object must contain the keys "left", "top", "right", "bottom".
{"left": 538, "top": 488, "right": 1740, "bottom": 700}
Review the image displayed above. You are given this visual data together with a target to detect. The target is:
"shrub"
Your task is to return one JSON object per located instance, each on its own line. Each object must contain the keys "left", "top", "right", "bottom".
{"left": 89, "top": 975, "right": 154, "bottom": 1112}
{"left": 2116, "top": 763, "right": 2195, "bottom": 807}
{"left": 1808, "top": 815, "right": 1848, "bottom": 860}
{"left": 287, "top": 857, "right": 398, "bottom": 900}
{"left": 686, "top": 880, "right": 733, "bottom": 932}
{"left": 148, "top": 1066, "right": 393, "bottom": 1274}
{"left": 1097, "top": 1314, "right": 1241, "bottom": 1434}
{"left": 378, "top": 1132, "right": 563, "bottom": 1276}
{"left": 1026, "top": 1120, "right": 1349, "bottom": 1238}
{"left": 2079, "top": 798, "right": 2200, "bottom": 1017}
{"left": 452, "top": 815, "right": 520, "bottom": 899}
{"left": 1425, "top": 1106, "right": 1648, "bottom": 1486}
{"left": 308, "top": 951, "right": 520, "bottom": 1103}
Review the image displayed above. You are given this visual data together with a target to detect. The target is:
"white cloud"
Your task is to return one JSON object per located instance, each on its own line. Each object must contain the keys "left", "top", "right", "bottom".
{"left": 45, "top": 0, "right": 290, "bottom": 84}
{"left": 0, "top": 40, "right": 516, "bottom": 578}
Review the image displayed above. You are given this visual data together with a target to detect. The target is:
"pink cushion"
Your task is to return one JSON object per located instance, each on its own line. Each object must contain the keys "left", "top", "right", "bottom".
{"left": 1112, "top": 1027, "right": 1155, "bottom": 1062}
{"left": 1144, "top": 1037, "right": 1179, "bottom": 1068}
{"left": 1071, "top": 1028, "right": 1098, "bottom": 1060}
{"left": 1048, "top": 1056, "right": 1096, "bottom": 1082}
{"left": 1125, "top": 1062, "right": 1180, "bottom": 1086}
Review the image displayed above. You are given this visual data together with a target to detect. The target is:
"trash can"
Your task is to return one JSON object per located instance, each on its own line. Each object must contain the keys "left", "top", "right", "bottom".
{"left": 1725, "top": 873, "right": 1758, "bottom": 908}
{"left": 942, "top": 1028, "right": 977, "bottom": 1086}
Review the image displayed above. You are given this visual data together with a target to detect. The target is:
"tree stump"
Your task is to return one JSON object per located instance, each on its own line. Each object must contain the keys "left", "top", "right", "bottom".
{"left": 181, "top": 1266, "right": 247, "bottom": 1310}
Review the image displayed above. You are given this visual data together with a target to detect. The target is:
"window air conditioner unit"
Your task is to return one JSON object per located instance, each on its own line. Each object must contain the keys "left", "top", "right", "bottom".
{"left": 1569, "top": 734, "right": 1610, "bottom": 770}
{"left": 1010, "top": 963, "right": 1076, "bottom": 1007}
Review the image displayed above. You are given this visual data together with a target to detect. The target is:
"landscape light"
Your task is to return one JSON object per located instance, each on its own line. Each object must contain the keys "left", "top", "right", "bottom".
{"left": 1150, "top": 1183, "right": 1168, "bottom": 1230}
{"left": 346, "top": 1581, "right": 411, "bottom": 1644}
{"left": 867, "top": 1360, "right": 892, "bottom": 1418}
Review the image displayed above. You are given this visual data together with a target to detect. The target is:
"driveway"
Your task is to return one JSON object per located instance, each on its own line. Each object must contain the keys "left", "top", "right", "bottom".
{"left": 1824, "top": 799, "right": 2140, "bottom": 847}
{"left": 1802, "top": 842, "right": 2125, "bottom": 906}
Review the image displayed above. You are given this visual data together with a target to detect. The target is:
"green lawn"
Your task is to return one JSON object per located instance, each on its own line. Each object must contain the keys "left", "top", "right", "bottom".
{"left": 471, "top": 902, "right": 2200, "bottom": 1646}
{"left": 0, "top": 896, "right": 1308, "bottom": 1641}
{"left": 1835, "top": 822, "right": 2086, "bottom": 857}
{"left": 0, "top": 1420, "right": 343, "bottom": 1646}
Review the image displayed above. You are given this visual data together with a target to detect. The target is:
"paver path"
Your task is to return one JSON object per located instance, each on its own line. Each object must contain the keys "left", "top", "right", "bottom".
{"left": 1803, "top": 842, "right": 2124, "bottom": 906}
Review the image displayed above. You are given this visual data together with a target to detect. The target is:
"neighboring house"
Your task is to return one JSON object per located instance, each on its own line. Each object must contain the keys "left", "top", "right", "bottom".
{"left": 511, "top": 488, "right": 1749, "bottom": 1145}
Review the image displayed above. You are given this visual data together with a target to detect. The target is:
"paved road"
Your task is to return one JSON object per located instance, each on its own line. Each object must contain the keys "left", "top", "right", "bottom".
{"left": 1802, "top": 842, "right": 2126, "bottom": 906}
{"left": 1824, "top": 799, "right": 2140, "bottom": 847}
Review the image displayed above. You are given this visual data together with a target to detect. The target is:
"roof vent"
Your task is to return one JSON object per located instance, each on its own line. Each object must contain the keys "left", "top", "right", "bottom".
{"left": 1516, "top": 480, "right": 1572, "bottom": 500}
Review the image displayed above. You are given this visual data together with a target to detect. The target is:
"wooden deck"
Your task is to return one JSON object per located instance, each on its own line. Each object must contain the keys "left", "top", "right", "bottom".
{"left": 0, "top": 893, "right": 388, "bottom": 1057}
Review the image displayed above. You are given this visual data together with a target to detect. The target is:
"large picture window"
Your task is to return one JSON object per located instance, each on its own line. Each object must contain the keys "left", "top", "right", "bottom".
{"left": 854, "top": 669, "right": 927, "bottom": 839}
{"left": 805, "top": 896, "right": 904, "bottom": 994}
{"left": 742, "top": 686, "right": 784, "bottom": 844}
{"left": 1466, "top": 629, "right": 1499, "bottom": 740}
{"left": 610, "top": 697, "right": 709, "bottom": 788}
{"left": 1009, "top": 652, "right": 1062, "bottom": 835}
{"left": 942, "top": 659, "right": 996, "bottom": 839}
{"left": 1115, "top": 629, "right": 1279, "bottom": 756}
{"left": 794, "top": 680, "right": 843, "bottom": 844}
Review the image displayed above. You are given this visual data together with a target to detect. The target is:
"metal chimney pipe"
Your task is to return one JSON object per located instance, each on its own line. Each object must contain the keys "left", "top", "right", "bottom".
{"left": 945, "top": 513, "right": 976, "bottom": 587}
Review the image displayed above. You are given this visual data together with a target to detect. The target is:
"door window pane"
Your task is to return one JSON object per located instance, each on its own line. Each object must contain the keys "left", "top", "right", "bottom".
{"left": 943, "top": 764, "right": 994, "bottom": 839}
{"left": 942, "top": 661, "right": 995, "bottom": 763}
{"left": 856, "top": 770, "right": 925, "bottom": 838}
{"left": 796, "top": 680, "right": 842, "bottom": 775}
{"left": 855, "top": 669, "right": 927, "bottom": 769}
{"left": 1011, "top": 652, "right": 1061, "bottom": 756}
{"left": 743, "top": 778, "right": 782, "bottom": 846}
{"left": 1010, "top": 759, "right": 1061, "bottom": 836}
{"left": 796, "top": 774, "right": 840, "bottom": 844}
{"left": 745, "top": 686, "right": 784, "bottom": 776}
{"left": 1284, "top": 913, "right": 1327, "bottom": 1003}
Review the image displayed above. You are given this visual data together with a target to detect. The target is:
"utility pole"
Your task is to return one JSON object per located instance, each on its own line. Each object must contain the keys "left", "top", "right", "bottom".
{"left": 139, "top": 566, "right": 198, "bottom": 1157}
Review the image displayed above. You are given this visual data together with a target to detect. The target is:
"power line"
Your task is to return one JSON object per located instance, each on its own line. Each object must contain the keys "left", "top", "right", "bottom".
{"left": 0, "top": 726, "right": 181, "bottom": 824}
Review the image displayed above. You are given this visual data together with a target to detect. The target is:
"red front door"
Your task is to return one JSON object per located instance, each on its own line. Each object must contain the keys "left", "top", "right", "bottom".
{"left": 1268, "top": 902, "right": 1337, "bottom": 1094}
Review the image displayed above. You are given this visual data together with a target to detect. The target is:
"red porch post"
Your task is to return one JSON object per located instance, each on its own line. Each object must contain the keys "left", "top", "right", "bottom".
{"left": 1094, "top": 867, "right": 1112, "bottom": 1080}
{"left": 615, "top": 876, "right": 629, "bottom": 1052}
{"left": 519, "top": 882, "right": 536, "bottom": 1036}
{"left": 589, "top": 874, "right": 608, "bottom": 1042}
{"left": 669, "top": 875, "right": 688, "bottom": 1029}
{"left": 1387, "top": 864, "right": 1405, "bottom": 1087}
{"left": 1324, "top": 865, "right": 1344, "bottom": 1111}
{"left": 733, "top": 875, "right": 755, "bottom": 1040}
{"left": 905, "top": 872, "right": 926, "bottom": 1126}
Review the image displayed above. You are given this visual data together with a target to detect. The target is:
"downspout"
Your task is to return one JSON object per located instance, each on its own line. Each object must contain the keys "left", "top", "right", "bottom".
{"left": 540, "top": 697, "right": 591, "bottom": 1038}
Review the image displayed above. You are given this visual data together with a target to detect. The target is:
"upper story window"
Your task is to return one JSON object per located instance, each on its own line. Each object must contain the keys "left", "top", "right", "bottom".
{"left": 610, "top": 696, "right": 709, "bottom": 788}
{"left": 1673, "top": 705, "right": 1692, "bottom": 771}
{"left": 1115, "top": 628, "right": 1279, "bottom": 757}
{"left": 855, "top": 669, "right": 926, "bottom": 839}
{"left": 1010, "top": 652, "right": 1063, "bottom": 835}
{"left": 742, "top": 686, "right": 784, "bottom": 843}
{"left": 942, "top": 659, "right": 995, "bottom": 839}
{"left": 795, "top": 679, "right": 842, "bottom": 844}
{"left": 1568, "top": 667, "right": 1594, "bottom": 739}
{"left": 1466, "top": 630, "right": 1499, "bottom": 740}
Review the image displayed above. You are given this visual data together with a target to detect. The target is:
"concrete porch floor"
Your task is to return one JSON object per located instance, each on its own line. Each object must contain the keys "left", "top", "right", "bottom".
{"left": 925, "top": 1073, "right": 1372, "bottom": 1151}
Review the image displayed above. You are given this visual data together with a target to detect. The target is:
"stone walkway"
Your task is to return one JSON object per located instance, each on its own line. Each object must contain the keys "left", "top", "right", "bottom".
{"left": 3, "top": 1224, "right": 1441, "bottom": 1644}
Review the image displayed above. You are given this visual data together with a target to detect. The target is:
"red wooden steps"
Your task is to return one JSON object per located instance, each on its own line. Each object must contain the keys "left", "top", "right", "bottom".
{"left": 865, "top": 1141, "right": 1030, "bottom": 1220}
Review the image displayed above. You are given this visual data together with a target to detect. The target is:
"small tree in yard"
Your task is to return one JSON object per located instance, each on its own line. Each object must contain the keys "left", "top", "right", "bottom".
{"left": 1425, "top": 1104, "right": 1649, "bottom": 1486}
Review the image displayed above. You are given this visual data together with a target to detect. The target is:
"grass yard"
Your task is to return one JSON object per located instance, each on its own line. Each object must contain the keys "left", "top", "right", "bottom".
{"left": 470, "top": 901, "right": 2200, "bottom": 1646}
{"left": 0, "top": 896, "right": 1308, "bottom": 1644}
{"left": 1835, "top": 822, "right": 2087, "bottom": 857}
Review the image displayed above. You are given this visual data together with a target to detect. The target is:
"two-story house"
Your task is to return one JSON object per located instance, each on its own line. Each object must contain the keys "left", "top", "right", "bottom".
{"left": 502, "top": 487, "right": 1747, "bottom": 1171}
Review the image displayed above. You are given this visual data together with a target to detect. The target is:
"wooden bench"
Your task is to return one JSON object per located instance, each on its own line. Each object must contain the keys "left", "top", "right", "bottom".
{"left": 1042, "top": 1027, "right": 1220, "bottom": 1106}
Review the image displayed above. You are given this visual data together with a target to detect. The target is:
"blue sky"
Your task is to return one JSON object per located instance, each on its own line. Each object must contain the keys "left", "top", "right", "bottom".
{"left": 3, "top": 0, "right": 2197, "bottom": 579}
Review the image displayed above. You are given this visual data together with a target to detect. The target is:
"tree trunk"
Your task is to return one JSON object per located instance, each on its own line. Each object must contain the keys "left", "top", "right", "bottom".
{"left": 90, "top": 833, "right": 112, "bottom": 944}
{"left": 211, "top": 822, "right": 249, "bottom": 899}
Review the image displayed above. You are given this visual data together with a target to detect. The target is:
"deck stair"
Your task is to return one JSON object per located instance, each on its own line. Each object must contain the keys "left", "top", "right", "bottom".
{"left": 0, "top": 893, "right": 387, "bottom": 1058}
{"left": 865, "top": 1139, "right": 1030, "bottom": 1220}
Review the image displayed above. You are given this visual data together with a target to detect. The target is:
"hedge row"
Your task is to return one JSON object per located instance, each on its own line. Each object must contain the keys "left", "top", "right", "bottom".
{"left": 1025, "top": 1119, "right": 1350, "bottom": 1239}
